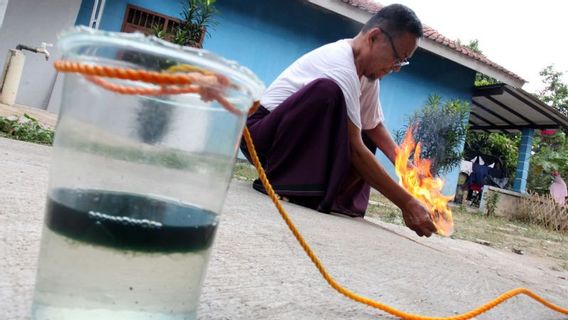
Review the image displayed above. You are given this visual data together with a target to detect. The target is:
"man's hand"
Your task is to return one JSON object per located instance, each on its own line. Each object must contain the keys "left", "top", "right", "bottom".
{"left": 348, "top": 120, "right": 437, "bottom": 237}
{"left": 400, "top": 199, "right": 437, "bottom": 237}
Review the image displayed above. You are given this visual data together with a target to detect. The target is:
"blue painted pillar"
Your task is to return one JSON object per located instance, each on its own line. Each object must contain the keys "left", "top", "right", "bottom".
{"left": 512, "top": 128, "right": 535, "bottom": 193}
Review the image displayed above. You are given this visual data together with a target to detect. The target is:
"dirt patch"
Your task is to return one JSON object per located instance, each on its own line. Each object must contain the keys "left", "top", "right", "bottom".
{"left": 367, "top": 191, "right": 568, "bottom": 272}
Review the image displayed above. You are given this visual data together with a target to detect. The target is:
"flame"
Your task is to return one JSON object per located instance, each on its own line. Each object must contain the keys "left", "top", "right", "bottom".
{"left": 394, "top": 126, "right": 454, "bottom": 236}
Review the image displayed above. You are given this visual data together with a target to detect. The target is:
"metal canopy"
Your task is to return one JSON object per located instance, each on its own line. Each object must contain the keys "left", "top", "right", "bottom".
{"left": 471, "top": 84, "right": 568, "bottom": 134}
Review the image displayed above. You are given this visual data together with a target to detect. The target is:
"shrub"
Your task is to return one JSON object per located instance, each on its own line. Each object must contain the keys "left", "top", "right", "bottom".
{"left": 394, "top": 94, "right": 470, "bottom": 176}
{"left": 0, "top": 114, "right": 54, "bottom": 145}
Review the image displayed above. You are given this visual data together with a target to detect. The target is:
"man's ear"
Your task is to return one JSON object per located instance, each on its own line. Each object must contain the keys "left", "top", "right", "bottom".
{"left": 366, "top": 27, "right": 382, "bottom": 43}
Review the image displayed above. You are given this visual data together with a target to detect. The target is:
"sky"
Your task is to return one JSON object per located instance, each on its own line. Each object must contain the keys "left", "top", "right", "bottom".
{"left": 380, "top": 0, "right": 567, "bottom": 94}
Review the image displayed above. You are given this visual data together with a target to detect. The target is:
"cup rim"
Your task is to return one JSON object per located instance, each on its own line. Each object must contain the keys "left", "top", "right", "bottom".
{"left": 58, "top": 26, "right": 266, "bottom": 104}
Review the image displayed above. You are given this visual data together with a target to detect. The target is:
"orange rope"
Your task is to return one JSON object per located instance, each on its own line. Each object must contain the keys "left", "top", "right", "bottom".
{"left": 83, "top": 76, "right": 242, "bottom": 115}
{"left": 54, "top": 60, "right": 241, "bottom": 115}
{"left": 55, "top": 59, "right": 568, "bottom": 320}
{"left": 84, "top": 75, "right": 201, "bottom": 95}
{"left": 54, "top": 60, "right": 229, "bottom": 86}
{"left": 243, "top": 127, "right": 568, "bottom": 319}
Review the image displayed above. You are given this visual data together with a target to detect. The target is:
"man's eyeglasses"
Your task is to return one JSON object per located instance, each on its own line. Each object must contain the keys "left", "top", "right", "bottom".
{"left": 380, "top": 28, "right": 410, "bottom": 68}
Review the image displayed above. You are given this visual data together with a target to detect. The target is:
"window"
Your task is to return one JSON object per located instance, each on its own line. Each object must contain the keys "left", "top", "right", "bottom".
{"left": 121, "top": 4, "right": 180, "bottom": 35}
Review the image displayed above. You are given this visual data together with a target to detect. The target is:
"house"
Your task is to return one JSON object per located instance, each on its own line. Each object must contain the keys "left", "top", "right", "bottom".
{"left": 2, "top": 0, "right": 566, "bottom": 196}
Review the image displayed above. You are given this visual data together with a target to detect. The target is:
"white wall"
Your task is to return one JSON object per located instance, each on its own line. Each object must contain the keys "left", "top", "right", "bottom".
{"left": 0, "top": 0, "right": 82, "bottom": 109}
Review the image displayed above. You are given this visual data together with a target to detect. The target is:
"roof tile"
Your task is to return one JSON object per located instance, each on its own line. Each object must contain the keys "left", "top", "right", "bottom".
{"left": 340, "top": 0, "right": 525, "bottom": 82}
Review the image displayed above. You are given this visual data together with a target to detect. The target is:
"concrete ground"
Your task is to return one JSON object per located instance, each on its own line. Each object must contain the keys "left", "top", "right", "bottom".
{"left": 1, "top": 137, "right": 567, "bottom": 320}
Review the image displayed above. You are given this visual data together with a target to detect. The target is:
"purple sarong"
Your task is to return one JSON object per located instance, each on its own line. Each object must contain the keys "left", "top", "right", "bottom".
{"left": 240, "top": 78, "right": 376, "bottom": 217}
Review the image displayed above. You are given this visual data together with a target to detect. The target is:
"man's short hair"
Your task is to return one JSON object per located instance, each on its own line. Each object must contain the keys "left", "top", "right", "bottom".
{"left": 361, "top": 4, "right": 423, "bottom": 39}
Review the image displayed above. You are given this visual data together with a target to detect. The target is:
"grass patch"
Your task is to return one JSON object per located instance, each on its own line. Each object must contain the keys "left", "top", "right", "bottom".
{"left": 366, "top": 193, "right": 568, "bottom": 270}
{"left": 366, "top": 191, "right": 404, "bottom": 226}
{"left": 233, "top": 160, "right": 258, "bottom": 181}
{"left": 451, "top": 206, "right": 568, "bottom": 270}
{"left": 0, "top": 114, "right": 54, "bottom": 145}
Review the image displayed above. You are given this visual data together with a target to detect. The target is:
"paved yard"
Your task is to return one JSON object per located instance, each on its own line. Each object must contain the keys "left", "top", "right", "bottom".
{"left": 1, "top": 137, "right": 567, "bottom": 319}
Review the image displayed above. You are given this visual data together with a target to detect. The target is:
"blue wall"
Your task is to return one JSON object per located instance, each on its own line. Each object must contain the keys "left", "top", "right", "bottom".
{"left": 77, "top": 0, "right": 361, "bottom": 84}
{"left": 76, "top": 0, "right": 475, "bottom": 195}
{"left": 205, "top": 0, "right": 361, "bottom": 85}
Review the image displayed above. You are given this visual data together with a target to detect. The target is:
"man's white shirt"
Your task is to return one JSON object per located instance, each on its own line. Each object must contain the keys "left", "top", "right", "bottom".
{"left": 260, "top": 39, "right": 384, "bottom": 130}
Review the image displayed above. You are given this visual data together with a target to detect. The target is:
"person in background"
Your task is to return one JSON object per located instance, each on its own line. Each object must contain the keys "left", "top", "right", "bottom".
{"left": 550, "top": 170, "right": 567, "bottom": 206}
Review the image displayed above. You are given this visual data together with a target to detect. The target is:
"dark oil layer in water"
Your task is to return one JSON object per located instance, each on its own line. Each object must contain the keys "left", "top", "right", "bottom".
{"left": 45, "top": 188, "right": 218, "bottom": 253}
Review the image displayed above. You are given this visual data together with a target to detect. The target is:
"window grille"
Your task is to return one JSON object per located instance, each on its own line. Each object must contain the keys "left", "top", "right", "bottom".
{"left": 121, "top": 4, "right": 180, "bottom": 36}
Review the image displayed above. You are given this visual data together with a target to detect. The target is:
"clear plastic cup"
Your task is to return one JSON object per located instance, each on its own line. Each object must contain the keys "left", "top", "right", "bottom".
{"left": 31, "top": 27, "right": 264, "bottom": 320}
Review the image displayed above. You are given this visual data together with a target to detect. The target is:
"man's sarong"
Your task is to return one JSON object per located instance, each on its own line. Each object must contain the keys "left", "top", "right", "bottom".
{"left": 240, "top": 78, "right": 376, "bottom": 217}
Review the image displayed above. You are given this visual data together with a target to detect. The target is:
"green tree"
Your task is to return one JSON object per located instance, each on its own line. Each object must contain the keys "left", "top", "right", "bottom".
{"left": 463, "top": 39, "right": 499, "bottom": 87}
{"left": 153, "top": 0, "right": 218, "bottom": 48}
{"left": 459, "top": 39, "right": 516, "bottom": 185}
{"left": 394, "top": 94, "right": 470, "bottom": 176}
{"left": 525, "top": 65, "right": 568, "bottom": 193}
{"left": 538, "top": 65, "right": 568, "bottom": 117}
{"left": 527, "top": 130, "right": 568, "bottom": 193}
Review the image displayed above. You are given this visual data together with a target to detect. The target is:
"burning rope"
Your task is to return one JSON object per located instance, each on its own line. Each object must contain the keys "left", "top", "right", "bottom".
{"left": 54, "top": 59, "right": 568, "bottom": 320}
